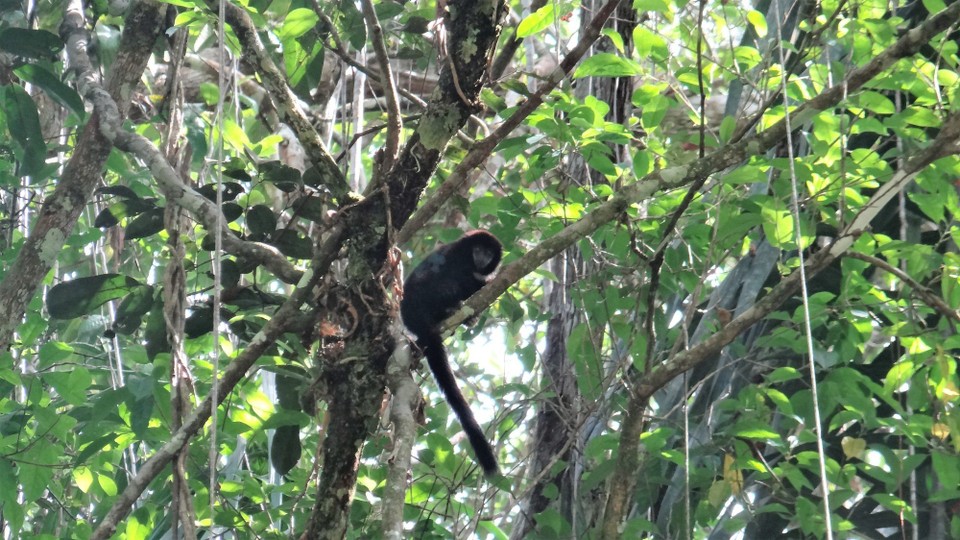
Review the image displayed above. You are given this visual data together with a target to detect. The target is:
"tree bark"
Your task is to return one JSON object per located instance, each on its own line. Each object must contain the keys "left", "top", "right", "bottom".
{"left": 0, "top": 0, "right": 167, "bottom": 351}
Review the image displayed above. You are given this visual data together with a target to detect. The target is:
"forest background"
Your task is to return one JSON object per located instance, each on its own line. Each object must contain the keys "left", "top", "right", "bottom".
{"left": 0, "top": 0, "right": 958, "bottom": 537}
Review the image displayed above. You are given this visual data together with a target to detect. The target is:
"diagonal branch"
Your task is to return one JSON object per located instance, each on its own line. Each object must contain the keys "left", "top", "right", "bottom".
{"left": 114, "top": 132, "right": 304, "bottom": 284}
{"left": 599, "top": 108, "right": 960, "bottom": 538}
{"left": 90, "top": 221, "right": 349, "bottom": 540}
{"left": 215, "top": 1, "right": 354, "bottom": 206}
{"left": 845, "top": 252, "right": 960, "bottom": 324}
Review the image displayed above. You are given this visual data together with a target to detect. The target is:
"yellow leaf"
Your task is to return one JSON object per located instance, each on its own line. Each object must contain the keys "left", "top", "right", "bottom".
{"left": 841, "top": 436, "right": 866, "bottom": 459}
{"left": 723, "top": 453, "right": 743, "bottom": 494}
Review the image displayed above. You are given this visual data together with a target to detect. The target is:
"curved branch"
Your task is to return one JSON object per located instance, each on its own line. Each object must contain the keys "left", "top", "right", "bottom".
{"left": 845, "top": 252, "right": 960, "bottom": 324}
{"left": 113, "top": 131, "right": 304, "bottom": 284}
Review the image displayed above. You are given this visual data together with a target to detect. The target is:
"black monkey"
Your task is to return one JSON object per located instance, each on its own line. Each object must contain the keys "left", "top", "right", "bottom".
{"left": 400, "top": 230, "right": 503, "bottom": 476}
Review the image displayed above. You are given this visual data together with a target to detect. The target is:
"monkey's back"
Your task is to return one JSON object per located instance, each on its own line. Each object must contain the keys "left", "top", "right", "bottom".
{"left": 400, "top": 242, "right": 484, "bottom": 337}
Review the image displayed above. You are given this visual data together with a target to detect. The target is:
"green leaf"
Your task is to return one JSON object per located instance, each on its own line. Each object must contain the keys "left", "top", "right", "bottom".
{"left": 291, "top": 194, "right": 329, "bottom": 222}
{"left": 854, "top": 91, "right": 895, "bottom": 114}
{"left": 73, "top": 466, "right": 94, "bottom": 493}
{"left": 247, "top": 204, "right": 278, "bottom": 236}
{"left": 44, "top": 367, "right": 92, "bottom": 405}
{"left": 279, "top": 8, "right": 319, "bottom": 40}
{"left": 340, "top": 0, "right": 366, "bottom": 50}
{"left": 221, "top": 119, "right": 251, "bottom": 152}
{"left": 722, "top": 165, "right": 766, "bottom": 185}
{"left": 633, "top": 27, "right": 667, "bottom": 60}
{"left": 1, "top": 84, "right": 47, "bottom": 176}
{"left": 20, "top": 444, "right": 56, "bottom": 501}
{"left": 113, "top": 285, "right": 155, "bottom": 335}
{"left": 197, "top": 182, "right": 244, "bottom": 202}
{"left": 767, "top": 367, "right": 803, "bottom": 383}
{"left": 746, "top": 10, "right": 768, "bottom": 38}
{"left": 259, "top": 160, "right": 302, "bottom": 191}
{"left": 574, "top": 53, "right": 643, "bottom": 79}
{"left": 922, "top": 0, "right": 947, "bottom": 14}
{"left": 38, "top": 341, "right": 74, "bottom": 368}
{"left": 270, "top": 230, "right": 313, "bottom": 259}
{"left": 477, "top": 521, "right": 509, "bottom": 540}
{"left": 124, "top": 208, "right": 165, "bottom": 239}
{"left": 931, "top": 451, "right": 959, "bottom": 491}
{"left": 14, "top": 65, "right": 84, "bottom": 117}
{"left": 633, "top": 0, "right": 670, "bottom": 14}
{"left": 601, "top": 28, "right": 625, "bottom": 53}
{"left": 128, "top": 395, "right": 154, "bottom": 438}
{"left": 271, "top": 424, "right": 302, "bottom": 476}
{"left": 900, "top": 107, "right": 940, "bottom": 127}
{"left": 94, "top": 198, "right": 157, "bottom": 227}
{"left": 46, "top": 274, "right": 141, "bottom": 319}
{"left": 375, "top": 1, "right": 404, "bottom": 19}
{"left": 761, "top": 206, "right": 795, "bottom": 248}
{"left": 568, "top": 323, "right": 602, "bottom": 400}
{"left": 731, "top": 419, "right": 780, "bottom": 440}
{"left": 517, "top": 4, "right": 564, "bottom": 38}
{"left": 0, "top": 28, "right": 62, "bottom": 59}
{"left": 719, "top": 115, "right": 736, "bottom": 143}
{"left": 0, "top": 458, "right": 18, "bottom": 505}
{"left": 77, "top": 434, "right": 123, "bottom": 466}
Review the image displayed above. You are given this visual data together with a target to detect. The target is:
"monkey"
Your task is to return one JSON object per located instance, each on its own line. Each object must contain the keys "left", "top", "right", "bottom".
{"left": 400, "top": 230, "right": 503, "bottom": 477}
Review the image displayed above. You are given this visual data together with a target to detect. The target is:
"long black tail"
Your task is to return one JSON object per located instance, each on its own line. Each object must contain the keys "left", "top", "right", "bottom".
{"left": 418, "top": 332, "right": 499, "bottom": 476}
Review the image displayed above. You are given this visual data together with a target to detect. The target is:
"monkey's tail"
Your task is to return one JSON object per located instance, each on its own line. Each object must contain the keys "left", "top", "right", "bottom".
{"left": 418, "top": 332, "right": 499, "bottom": 477}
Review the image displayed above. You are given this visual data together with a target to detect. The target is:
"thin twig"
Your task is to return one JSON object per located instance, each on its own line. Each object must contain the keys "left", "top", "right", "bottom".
{"left": 846, "top": 251, "right": 960, "bottom": 324}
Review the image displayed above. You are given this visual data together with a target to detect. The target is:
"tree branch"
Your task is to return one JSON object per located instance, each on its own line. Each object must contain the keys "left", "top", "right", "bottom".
{"left": 452, "top": 0, "right": 960, "bottom": 328}
{"left": 0, "top": 0, "right": 165, "bottom": 351}
{"left": 113, "top": 131, "right": 304, "bottom": 284}
{"left": 90, "top": 222, "right": 349, "bottom": 539}
{"left": 845, "top": 252, "right": 960, "bottom": 324}
{"left": 599, "top": 109, "right": 960, "bottom": 538}
{"left": 360, "top": 0, "right": 402, "bottom": 173}
{"left": 215, "top": 1, "right": 354, "bottom": 206}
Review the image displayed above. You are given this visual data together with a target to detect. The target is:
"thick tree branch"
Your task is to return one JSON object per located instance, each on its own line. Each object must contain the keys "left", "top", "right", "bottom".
{"left": 300, "top": 1, "right": 508, "bottom": 536}
{"left": 0, "top": 0, "right": 165, "bottom": 351}
{"left": 381, "top": 330, "right": 421, "bottom": 539}
{"left": 599, "top": 110, "right": 960, "bottom": 539}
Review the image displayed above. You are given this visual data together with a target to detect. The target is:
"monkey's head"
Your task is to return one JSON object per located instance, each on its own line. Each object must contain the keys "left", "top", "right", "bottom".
{"left": 466, "top": 230, "right": 502, "bottom": 278}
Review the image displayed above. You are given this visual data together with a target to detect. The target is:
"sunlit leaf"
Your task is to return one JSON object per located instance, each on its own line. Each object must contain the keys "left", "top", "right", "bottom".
{"left": 574, "top": 53, "right": 644, "bottom": 78}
